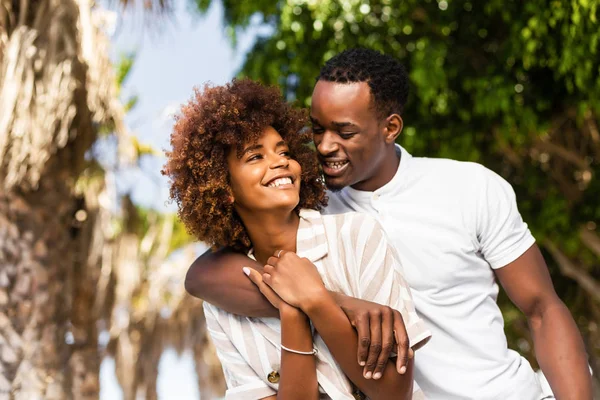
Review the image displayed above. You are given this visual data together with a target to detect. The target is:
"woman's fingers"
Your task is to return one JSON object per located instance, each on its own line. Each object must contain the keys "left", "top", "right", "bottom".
{"left": 243, "top": 267, "right": 279, "bottom": 308}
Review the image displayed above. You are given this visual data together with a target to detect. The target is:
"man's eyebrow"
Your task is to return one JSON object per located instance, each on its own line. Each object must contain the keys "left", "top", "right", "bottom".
{"left": 310, "top": 117, "right": 358, "bottom": 128}
{"left": 331, "top": 121, "right": 357, "bottom": 128}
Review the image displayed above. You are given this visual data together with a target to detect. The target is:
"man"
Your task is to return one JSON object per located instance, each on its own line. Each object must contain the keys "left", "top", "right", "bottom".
{"left": 185, "top": 49, "right": 592, "bottom": 399}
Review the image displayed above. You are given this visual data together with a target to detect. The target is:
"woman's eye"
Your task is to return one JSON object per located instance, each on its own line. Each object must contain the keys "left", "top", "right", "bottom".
{"left": 247, "top": 154, "right": 262, "bottom": 161}
{"left": 280, "top": 151, "right": 291, "bottom": 157}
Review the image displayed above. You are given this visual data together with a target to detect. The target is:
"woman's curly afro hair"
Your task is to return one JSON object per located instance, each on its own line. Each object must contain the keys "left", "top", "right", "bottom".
{"left": 162, "top": 79, "right": 327, "bottom": 251}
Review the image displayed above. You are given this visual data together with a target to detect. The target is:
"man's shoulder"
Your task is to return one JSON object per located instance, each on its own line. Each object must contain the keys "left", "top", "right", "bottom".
{"left": 410, "top": 156, "right": 489, "bottom": 180}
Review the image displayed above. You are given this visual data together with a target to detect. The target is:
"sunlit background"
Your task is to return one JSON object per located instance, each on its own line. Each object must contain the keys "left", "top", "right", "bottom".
{"left": 1, "top": 0, "right": 599, "bottom": 398}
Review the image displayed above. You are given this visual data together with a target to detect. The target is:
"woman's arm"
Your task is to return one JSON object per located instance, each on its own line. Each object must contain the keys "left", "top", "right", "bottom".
{"left": 187, "top": 249, "right": 412, "bottom": 373}
{"left": 261, "top": 255, "right": 414, "bottom": 400}
{"left": 277, "top": 305, "right": 319, "bottom": 400}
{"left": 245, "top": 268, "right": 319, "bottom": 400}
{"left": 304, "top": 292, "right": 414, "bottom": 400}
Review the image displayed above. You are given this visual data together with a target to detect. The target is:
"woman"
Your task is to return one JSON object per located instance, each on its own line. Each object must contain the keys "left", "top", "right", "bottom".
{"left": 163, "top": 79, "right": 431, "bottom": 399}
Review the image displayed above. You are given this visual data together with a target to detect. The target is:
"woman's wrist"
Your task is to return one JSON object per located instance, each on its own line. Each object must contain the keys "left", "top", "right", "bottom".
{"left": 299, "top": 286, "right": 333, "bottom": 315}
{"left": 279, "top": 303, "right": 307, "bottom": 320}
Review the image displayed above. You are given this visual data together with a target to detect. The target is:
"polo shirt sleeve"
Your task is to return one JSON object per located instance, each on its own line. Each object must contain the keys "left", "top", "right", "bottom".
{"left": 348, "top": 214, "right": 432, "bottom": 349}
{"left": 474, "top": 166, "right": 536, "bottom": 269}
{"left": 203, "top": 303, "right": 276, "bottom": 400}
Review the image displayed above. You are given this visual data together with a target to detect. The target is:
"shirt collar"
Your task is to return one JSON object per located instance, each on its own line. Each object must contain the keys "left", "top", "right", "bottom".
{"left": 247, "top": 209, "right": 328, "bottom": 262}
{"left": 296, "top": 209, "right": 328, "bottom": 262}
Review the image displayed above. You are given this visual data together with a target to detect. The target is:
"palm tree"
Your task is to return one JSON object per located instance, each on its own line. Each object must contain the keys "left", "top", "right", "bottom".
{"left": 0, "top": 0, "right": 226, "bottom": 397}
{"left": 0, "top": 0, "right": 126, "bottom": 397}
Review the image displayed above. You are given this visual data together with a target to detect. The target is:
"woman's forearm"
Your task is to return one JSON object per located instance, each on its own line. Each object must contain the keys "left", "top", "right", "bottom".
{"left": 303, "top": 292, "right": 414, "bottom": 400}
{"left": 277, "top": 305, "right": 319, "bottom": 400}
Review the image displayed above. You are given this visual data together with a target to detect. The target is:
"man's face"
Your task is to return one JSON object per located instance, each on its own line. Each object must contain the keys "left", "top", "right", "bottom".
{"left": 310, "top": 80, "right": 388, "bottom": 192}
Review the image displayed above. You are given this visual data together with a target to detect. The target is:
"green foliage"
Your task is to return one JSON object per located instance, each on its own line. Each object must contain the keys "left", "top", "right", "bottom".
{"left": 198, "top": 0, "right": 600, "bottom": 376}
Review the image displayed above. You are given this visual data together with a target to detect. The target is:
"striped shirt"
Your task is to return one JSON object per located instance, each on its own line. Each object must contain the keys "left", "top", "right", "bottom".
{"left": 204, "top": 209, "right": 432, "bottom": 399}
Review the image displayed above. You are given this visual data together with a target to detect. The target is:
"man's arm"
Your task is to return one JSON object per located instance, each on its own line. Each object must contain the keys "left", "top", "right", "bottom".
{"left": 495, "top": 244, "right": 592, "bottom": 400}
{"left": 186, "top": 249, "right": 411, "bottom": 372}
{"left": 185, "top": 248, "right": 278, "bottom": 318}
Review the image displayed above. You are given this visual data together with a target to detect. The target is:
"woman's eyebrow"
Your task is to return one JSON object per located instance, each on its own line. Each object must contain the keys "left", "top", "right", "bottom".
{"left": 242, "top": 144, "right": 262, "bottom": 155}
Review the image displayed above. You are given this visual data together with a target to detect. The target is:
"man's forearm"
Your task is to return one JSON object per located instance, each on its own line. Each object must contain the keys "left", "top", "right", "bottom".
{"left": 530, "top": 301, "right": 592, "bottom": 400}
{"left": 185, "top": 249, "right": 278, "bottom": 317}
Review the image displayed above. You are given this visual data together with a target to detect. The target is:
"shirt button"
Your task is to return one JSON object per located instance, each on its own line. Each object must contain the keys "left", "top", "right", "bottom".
{"left": 353, "top": 390, "right": 365, "bottom": 400}
{"left": 373, "top": 193, "right": 379, "bottom": 201}
{"left": 267, "top": 371, "right": 280, "bottom": 383}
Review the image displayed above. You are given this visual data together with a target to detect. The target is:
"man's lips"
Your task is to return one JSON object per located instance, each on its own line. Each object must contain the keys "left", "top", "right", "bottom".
{"left": 320, "top": 159, "right": 350, "bottom": 177}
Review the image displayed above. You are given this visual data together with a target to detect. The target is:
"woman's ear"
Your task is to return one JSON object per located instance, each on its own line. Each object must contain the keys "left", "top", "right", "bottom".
{"left": 384, "top": 114, "right": 404, "bottom": 144}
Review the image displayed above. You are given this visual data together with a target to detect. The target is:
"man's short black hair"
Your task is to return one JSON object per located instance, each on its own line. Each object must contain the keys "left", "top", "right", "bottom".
{"left": 317, "top": 48, "right": 409, "bottom": 118}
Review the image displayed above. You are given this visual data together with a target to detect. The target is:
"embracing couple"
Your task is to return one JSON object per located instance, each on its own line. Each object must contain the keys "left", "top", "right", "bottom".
{"left": 163, "top": 49, "right": 592, "bottom": 399}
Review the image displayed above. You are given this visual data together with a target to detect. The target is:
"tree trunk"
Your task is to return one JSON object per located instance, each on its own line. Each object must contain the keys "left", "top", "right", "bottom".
{"left": 0, "top": 0, "right": 123, "bottom": 397}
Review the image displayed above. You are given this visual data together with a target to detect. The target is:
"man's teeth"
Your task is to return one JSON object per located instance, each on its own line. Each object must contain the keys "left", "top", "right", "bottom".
{"left": 326, "top": 161, "right": 348, "bottom": 170}
{"left": 267, "top": 177, "right": 293, "bottom": 188}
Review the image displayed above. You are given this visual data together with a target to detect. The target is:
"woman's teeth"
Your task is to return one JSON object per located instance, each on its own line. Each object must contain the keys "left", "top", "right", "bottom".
{"left": 267, "top": 177, "right": 293, "bottom": 188}
{"left": 326, "top": 161, "right": 348, "bottom": 169}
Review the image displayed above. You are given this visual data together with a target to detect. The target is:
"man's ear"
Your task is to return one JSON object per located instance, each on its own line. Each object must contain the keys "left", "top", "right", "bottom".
{"left": 384, "top": 114, "right": 403, "bottom": 144}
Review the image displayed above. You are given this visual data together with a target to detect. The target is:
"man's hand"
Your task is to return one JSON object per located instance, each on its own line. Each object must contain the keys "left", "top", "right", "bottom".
{"left": 334, "top": 294, "right": 413, "bottom": 380}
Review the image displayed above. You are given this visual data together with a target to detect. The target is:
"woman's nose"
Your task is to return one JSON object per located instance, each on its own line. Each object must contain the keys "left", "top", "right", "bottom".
{"left": 270, "top": 153, "right": 289, "bottom": 169}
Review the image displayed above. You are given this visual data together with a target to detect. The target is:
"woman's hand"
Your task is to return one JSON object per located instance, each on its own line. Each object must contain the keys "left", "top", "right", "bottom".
{"left": 262, "top": 250, "right": 328, "bottom": 310}
{"left": 244, "top": 267, "right": 288, "bottom": 310}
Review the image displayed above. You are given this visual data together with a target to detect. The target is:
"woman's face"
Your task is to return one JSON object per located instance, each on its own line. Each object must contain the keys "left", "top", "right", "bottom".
{"left": 227, "top": 126, "right": 302, "bottom": 214}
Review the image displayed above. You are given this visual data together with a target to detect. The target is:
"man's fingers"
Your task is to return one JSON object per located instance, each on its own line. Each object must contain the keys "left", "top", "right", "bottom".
{"left": 392, "top": 310, "right": 410, "bottom": 375}
{"left": 372, "top": 308, "right": 394, "bottom": 380}
{"left": 355, "top": 313, "right": 370, "bottom": 367}
{"left": 363, "top": 311, "right": 382, "bottom": 379}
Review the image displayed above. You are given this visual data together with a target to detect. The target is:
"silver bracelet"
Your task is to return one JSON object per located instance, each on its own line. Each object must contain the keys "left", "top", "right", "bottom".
{"left": 280, "top": 344, "right": 318, "bottom": 356}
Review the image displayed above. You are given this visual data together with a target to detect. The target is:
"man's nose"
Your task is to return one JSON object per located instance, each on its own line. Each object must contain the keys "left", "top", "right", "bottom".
{"left": 316, "top": 131, "right": 339, "bottom": 155}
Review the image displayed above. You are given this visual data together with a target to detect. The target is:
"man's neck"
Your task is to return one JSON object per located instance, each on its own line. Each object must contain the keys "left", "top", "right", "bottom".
{"left": 351, "top": 146, "right": 401, "bottom": 192}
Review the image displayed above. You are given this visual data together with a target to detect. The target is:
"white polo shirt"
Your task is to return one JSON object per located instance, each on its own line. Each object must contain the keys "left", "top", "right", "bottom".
{"left": 325, "top": 145, "right": 543, "bottom": 400}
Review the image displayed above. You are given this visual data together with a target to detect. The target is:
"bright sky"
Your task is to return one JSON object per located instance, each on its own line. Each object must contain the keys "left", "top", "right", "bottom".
{"left": 99, "top": 0, "right": 265, "bottom": 398}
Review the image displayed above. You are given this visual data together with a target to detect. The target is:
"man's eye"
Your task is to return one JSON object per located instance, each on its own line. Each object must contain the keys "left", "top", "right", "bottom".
{"left": 339, "top": 133, "right": 356, "bottom": 139}
{"left": 312, "top": 127, "right": 325, "bottom": 134}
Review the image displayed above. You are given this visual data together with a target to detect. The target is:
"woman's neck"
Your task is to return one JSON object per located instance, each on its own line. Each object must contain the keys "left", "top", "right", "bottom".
{"left": 237, "top": 208, "right": 300, "bottom": 265}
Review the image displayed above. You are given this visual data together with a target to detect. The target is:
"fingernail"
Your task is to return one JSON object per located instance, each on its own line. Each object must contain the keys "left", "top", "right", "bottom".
{"left": 399, "top": 366, "right": 406, "bottom": 374}
{"left": 242, "top": 267, "right": 250, "bottom": 276}
{"left": 364, "top": 371, "right": 372, "bottom": 379}
{"left": 359, "top": 361, "right": 366, "bottom": 366}
{"left": 409, "top": 349, "right": 414, "bottom": 358}
{"left": 373, "top": 372, "right": 382, "bottom": 380}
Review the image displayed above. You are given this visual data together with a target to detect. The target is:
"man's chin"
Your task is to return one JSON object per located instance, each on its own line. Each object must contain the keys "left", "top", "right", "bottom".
{"left": 324, "top": 176, "right": 348, "bottom": 192}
